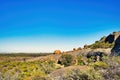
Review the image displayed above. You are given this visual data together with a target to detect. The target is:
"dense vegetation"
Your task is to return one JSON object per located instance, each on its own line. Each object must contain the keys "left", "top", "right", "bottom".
{"left": 58, "top": 54, "right": 75, "bottom": 66}
{"left": 87, "top": 35, "right": 114, "bottom": 49}
{"left": 1, "top": 32, "right": 120, "bottom": 79}
{"left": 0, "top": 53, "right": 120, "bottom": 80}
{"left": 88, "top": 41, "right": 114, "bottom": 49}
{"left": 0, "top": 53, "right": 52, "bottom": 57}
{"left": 62, "top": 68, "right": 103, "bottom": 80}
{"left": 0, "top": 59, "right": 56, "bottom": 80}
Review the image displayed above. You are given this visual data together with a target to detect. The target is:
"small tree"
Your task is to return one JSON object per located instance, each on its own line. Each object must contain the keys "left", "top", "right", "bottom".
{"left": 58, "top": 54, "right": 75, "bottom": 67}
{"left": 77, "top": 55, "right": 85, "bottom": 65}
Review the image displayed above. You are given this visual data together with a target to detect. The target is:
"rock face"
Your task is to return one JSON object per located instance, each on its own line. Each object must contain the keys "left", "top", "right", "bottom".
{"left": 77, "top": 48, "right": 111, "bottom": 56}
{"left": 87, "top": 52, "right": 104, "bottom": 61}
{"left": 105, "top": 34, "right": 114, "bottom": 43}
{"left": 105, "top": 32, "right": 120, "bottom": 43}
{"left": 110, "top": 35, "right": 120, "bottom": 56}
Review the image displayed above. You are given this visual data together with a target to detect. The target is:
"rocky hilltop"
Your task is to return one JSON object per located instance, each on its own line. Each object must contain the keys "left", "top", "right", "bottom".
{"left": 26, "top": 31, "right": 120, "bottom": 63}
{"left": 101, "top": 31, "right": 120, "bottom": 56}
{"left": 105, "top": 31, "right": 120, "bottom": 43}
{"left": 111, "top": 35, "right": 120, "bottom": 56}
{"left": 75, "top": 31, "right": 120, "bottom": 57}
{"left": 87, "top": 31, "right": 120, "bottom": 49}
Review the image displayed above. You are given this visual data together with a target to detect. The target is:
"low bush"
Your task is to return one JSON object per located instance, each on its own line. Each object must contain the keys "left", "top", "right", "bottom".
{"left": 77, "top": 55, "right": 85, "bottom": 65}
{"left": 101, "top": 56, "right": 120, "bottom": 80}
{"left": 0, "top": 60, "right": 56, "bottom": 80}
{"left": 62, "top": 68, "right": 103, "bottom": 80}
{"left": 88, "top": 41, "right": 114, "bottom": 49}
{"left": 91, "top": 61, "right": 109, "bottom": 69}
{"left": 58, "top": 54, "right": 75, "bottom": 67}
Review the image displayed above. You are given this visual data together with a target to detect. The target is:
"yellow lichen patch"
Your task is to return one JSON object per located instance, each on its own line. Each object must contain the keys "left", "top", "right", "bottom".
{"left": 54, "top": 50, "right": 61, "bottom": 54}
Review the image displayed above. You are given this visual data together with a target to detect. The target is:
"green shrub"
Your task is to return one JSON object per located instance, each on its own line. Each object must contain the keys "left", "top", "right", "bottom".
{"left": 62, "top": 68, "right": 103, "bottom": 80}
{"left": 77, "top": 55, "right": 85, "bottom": 65}
{"left": 88, "top": 41, "right": 114, "bottom": 49}
{"left": 101, "top": 56, "right": 120, "bottom": 80}
{"left": 91, "top": 61, "right": 109, "bottom": 69}
{"left": 87, "top": 56, "right": 96, "bottom": 64}
{"left": 40, "top": 60, "right": 56, "bottom": 74}
{"left": 0, "top": 60, "right": 57, "bottom": 80}
{"left": 32, "top": 76, "right": 52, "bottom": 80}
{"left": 59, "top": 54, "right": 75, "bottom": 67}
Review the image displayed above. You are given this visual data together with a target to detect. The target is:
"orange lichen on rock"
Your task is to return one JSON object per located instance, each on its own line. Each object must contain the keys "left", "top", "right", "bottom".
{"left": 73, "top": 48, "right": 77, "bottom": 51}
{"left": 84, "top": 44, "right": 88, "bottom": 49}
{"left": 54, "top": 50, "right": 61, "bottom": 54}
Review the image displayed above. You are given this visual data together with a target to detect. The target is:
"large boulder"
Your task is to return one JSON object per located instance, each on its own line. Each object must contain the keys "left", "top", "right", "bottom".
{"left": 73, "top": 48, "right": 77, "bottom": 51}
{"left": 105, "top": 34, "right": 114, "bottom": 43}
{"left": 87, "top": 51, "right": 105, "bottom": 61}
{"left": 110, "top": 35, "right": 120, "bottom": 56}
{"left": 84, "top": 44, "right": 89, "bottom": 49}
{"left": 105, "top": 32, "right": 120, "bottom": 43}
{"left": 54, "top": 50, "right": 61, "bottom": 55}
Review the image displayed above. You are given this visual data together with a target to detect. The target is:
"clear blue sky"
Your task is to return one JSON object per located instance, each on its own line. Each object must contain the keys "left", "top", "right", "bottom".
{"left": 0, "top": 0, "right": 120, "bottom": 52}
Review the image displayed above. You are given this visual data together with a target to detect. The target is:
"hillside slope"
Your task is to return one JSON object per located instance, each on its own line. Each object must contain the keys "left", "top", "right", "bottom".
{"left": 87, "top": 31, "right": 120, "bottom": 49}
